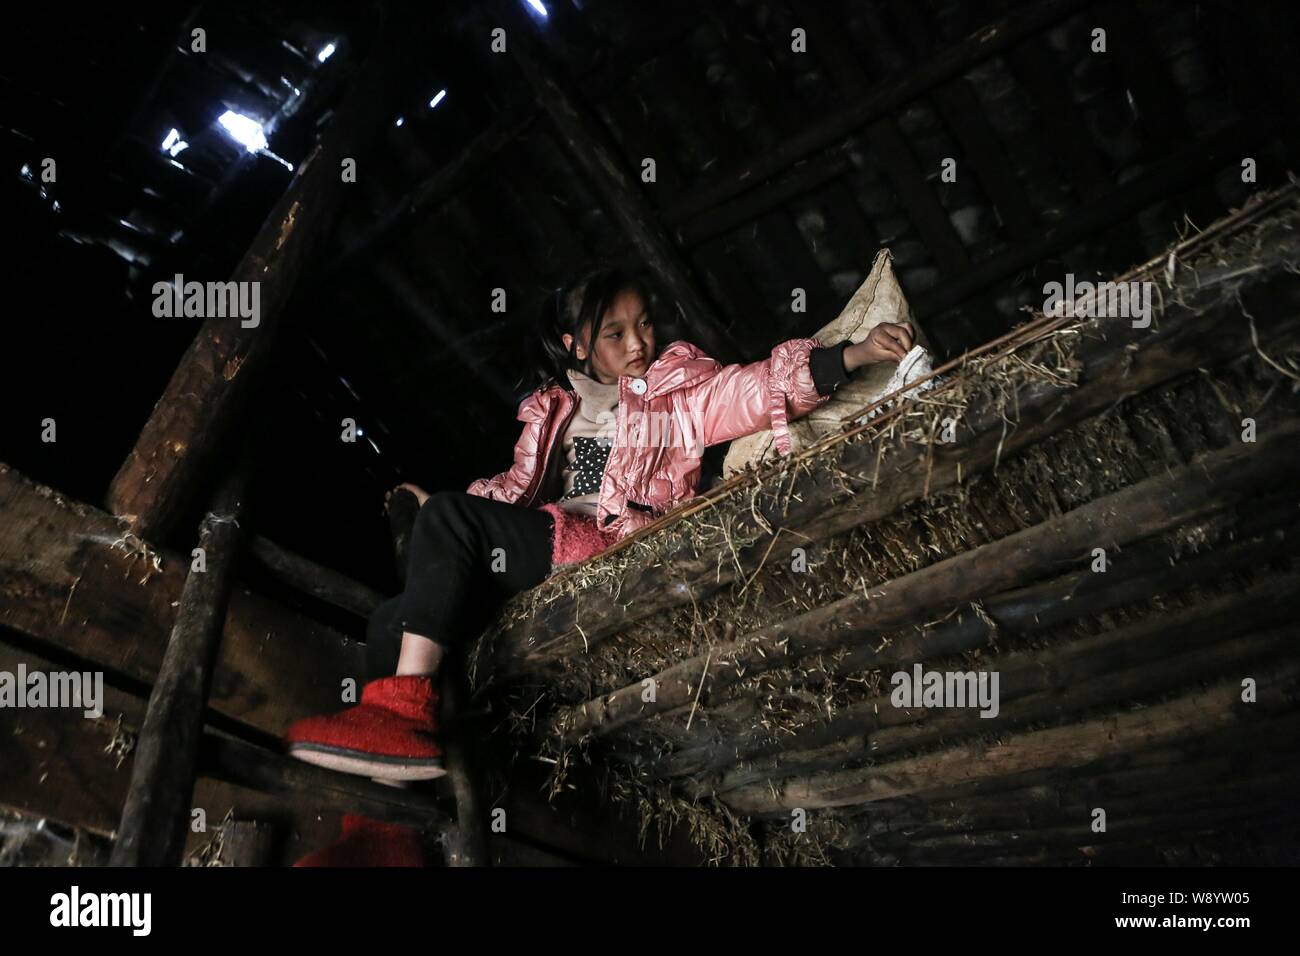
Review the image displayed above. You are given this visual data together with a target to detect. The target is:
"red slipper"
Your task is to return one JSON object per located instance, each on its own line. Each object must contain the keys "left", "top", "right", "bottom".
{"left": 293, "top": 815, "right": 426, "bottom": 867}
{"left": 284, "top": 675, "right": 446, "bottom": 781}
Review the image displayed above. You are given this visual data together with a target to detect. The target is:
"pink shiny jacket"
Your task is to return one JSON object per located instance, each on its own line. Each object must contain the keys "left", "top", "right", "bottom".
{"left": 466, "top": 338, "right": 832, "bottom": 543}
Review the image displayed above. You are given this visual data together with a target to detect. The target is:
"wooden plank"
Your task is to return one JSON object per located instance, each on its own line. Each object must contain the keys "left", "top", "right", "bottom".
{"left": 106, "top": 45, "right": 400, "bottom": 540}
{"left": 701, "top": 584, "right": 1300, "bottom": 798}
{"left": 0, "top": 463, "right": 366, "bottom": 737}
{"left": 646, "top": 505, "right": 1300, "bottom": 783}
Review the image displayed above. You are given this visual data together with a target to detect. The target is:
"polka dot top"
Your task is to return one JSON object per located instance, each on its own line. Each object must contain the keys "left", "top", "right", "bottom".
{"left": 555, "top": 367, "right": 621, "bottom": 517}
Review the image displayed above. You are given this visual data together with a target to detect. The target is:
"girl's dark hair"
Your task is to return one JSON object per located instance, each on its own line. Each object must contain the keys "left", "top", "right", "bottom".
{"left": 515, "top": 265, "right": 678, "bottom": 397}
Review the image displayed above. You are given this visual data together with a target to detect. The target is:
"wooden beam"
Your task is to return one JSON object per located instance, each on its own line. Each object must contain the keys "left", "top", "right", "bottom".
{"left": 645, "top": 507, "right": 1300, "bottom": 783}
{"left": 247, "top": 534, "right": 384, "bottom": 618}
{"left": 845, "top": 731, "right": 1300, "bottom": 845}
{"left": 0, "top": 636, "right": 340, "bottom": 866}
{"left": 721, "top": 659, "right": 1300, "bottom": 814}
{"left": 706, "top": 595, "right": 1299, "bottom": 799}
{"left": 199, "top": 734, "right": 453, "bottom": 833}
{"left": 111, "top": 449, "right": 256, "bottom": 866}
{"left": 1004, "top": 40, "right": 1111, "bottom": 202}
{"left": 472, "top": 191, "right": 1300, "bottom": 680}
{"left": 0, "top": 463, "right": 366, "bottom": 736}
{"left": 508, "top": 24, "right": 743, "bottom": 364}
{"left": 106, "top": 44, "right": 400, "bottom": 540}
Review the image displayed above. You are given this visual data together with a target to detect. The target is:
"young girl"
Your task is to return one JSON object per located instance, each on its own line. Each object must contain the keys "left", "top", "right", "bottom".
{"left": 283, "top": 265, "right": 914, "bottom": 865}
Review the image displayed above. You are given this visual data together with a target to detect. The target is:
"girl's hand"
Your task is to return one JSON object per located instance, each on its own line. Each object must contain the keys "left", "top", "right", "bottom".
{"left": 386, "top": 482, "right": 430, "bottom": 511}
{"left": 845, "top": 321, "right": 915, "bottom": 371}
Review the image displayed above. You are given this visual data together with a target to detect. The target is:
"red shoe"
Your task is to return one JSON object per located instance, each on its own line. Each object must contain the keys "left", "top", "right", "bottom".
{"left": 284, "top": 675, "right": 446, "bottom": 780}
{"left": 293, "top": 815, "right": 426, "bottom": 867}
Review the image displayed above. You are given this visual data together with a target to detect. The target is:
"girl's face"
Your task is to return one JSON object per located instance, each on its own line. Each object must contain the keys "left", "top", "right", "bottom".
{"left": 562, "top": 288, "right": 655, "bottom": 385}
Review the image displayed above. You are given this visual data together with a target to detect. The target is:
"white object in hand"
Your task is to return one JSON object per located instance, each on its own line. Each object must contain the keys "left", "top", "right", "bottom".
{"left": 860, "top": 345, "right": 937, "bottom": 422}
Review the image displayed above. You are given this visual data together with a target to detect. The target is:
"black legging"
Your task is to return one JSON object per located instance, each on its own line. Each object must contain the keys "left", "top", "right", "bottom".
{"left": 364, "top": 491, "right": 556, "bottom": 682}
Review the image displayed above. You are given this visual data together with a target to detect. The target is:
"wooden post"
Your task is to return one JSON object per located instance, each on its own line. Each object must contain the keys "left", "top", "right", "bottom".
{"left": 106, "top": 43, "right": 400, "bottom": 541}
{"left": 110, "top": 443, "right": 256, "bottom": 866}
{"left": 438, "top": 655, "right": 490, "bottom": 867}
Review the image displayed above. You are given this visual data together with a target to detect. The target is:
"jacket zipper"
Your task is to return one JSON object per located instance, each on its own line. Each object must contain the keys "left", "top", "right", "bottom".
{"left": 522, "top": 391, "right": 577, "bottom": 509}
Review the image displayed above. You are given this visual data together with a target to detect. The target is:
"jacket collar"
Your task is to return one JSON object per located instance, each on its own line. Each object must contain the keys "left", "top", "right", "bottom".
{"left": 540, "top": 340, "right": 719, "bottom": 408}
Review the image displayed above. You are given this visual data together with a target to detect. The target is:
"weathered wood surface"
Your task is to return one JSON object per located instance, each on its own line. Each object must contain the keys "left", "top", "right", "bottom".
{"left": 639, "top": 505, "right": 1300, "bottom": 783}
{"left": 476, "top": 189, "right": 1300, "bottom": 681}
{"left": 552, "top": 419, "right": 1300, "bottom": 737}
{"left": 707, "top": 609, "right": 1299, "bottom": 801}
{"left": 211, "top": 820, "right": 277, "bottom": 867}
{"left": 0, "top": 463, "right": 366, "bottom": 736}
{"left": 112, "top": 455, "right": 255, "bottom": 866}
{"left": 723, "top": 658, "right": 1300, "bottom": 815}
{"left": 824, "top": 712, "right": 1300, "bottom": 864}
{"left": 0, "top": 637, "right": 340, "bottom": 865}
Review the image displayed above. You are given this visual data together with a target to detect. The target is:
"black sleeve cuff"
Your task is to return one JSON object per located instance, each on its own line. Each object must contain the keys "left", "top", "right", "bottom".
{"left": 809, "top": 340, "right": 852, "bottom": 397}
